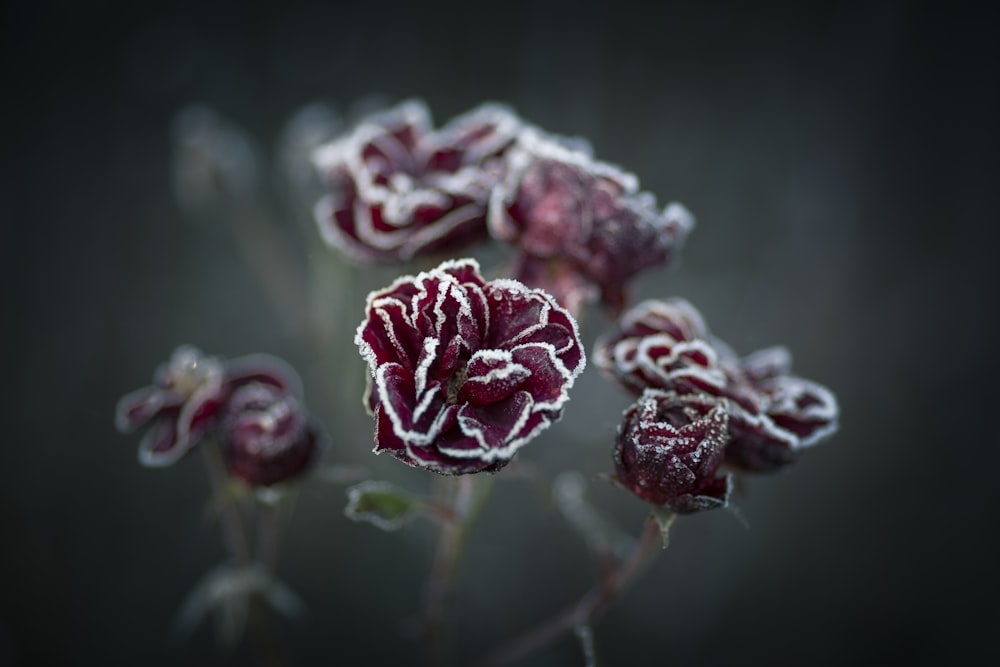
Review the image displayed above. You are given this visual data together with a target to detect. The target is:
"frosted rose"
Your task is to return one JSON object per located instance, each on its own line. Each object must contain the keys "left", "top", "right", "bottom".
{"left": 115, "top": 346, "right": 303, "bottom": 467}
{"left": 219, "top": 382, "right": 324, "bottom": 487}
{"left": 489, "top": 129, "right": 693, "bottom": 313}
{"left": 313, "top": 100, "right": 521, "bottom": 262}
{"left": 355, "top": 258, "right": 585, "bottom": 474}
{"left": 614, "top": 390, "right": 731, "bottom": 513}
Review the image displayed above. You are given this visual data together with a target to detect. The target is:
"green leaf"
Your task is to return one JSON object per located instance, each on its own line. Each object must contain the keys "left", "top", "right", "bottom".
{"left": 344, "top": 481, "right": 418, "bottom": 531}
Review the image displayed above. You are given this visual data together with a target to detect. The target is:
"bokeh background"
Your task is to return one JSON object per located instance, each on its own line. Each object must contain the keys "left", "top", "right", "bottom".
{"left": 4, "top": 1, "right": 997, "bottom": 665}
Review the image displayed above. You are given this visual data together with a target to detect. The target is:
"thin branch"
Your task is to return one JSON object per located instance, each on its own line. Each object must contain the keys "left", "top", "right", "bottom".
{"left": 474, "top": 516, "right": 664, "bottom": 667}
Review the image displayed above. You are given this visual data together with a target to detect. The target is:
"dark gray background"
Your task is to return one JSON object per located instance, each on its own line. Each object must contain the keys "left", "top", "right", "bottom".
{"left": 4, "top": 1, "right": 997, "bottom": 665}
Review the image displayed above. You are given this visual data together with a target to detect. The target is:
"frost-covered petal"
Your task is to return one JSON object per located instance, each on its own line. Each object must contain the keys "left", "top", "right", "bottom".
{"left": 115, "top": 386, "right": 184, "bottom": 433}
{"left": 458, "top": 350, "right": 531, "bottom": 406}
{"left": 137, "top": 411, "right": 186, "bottom": 467}
{"left": 225, "top": 353, "right": 304, "bottom": 397}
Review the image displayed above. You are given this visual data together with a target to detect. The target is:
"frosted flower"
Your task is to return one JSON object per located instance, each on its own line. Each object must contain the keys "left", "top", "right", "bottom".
{"left": 355, "top": 258, "right": 585, "bottom": 475}
{"left": 115, "top": 346, "right": 303, "bottom": 467}
{"left": 594, "top": 299, "right": 839, "bottom": 472}
{"left": 313, "top": 100, "right": 522, "bottom": 262}
{"left": 613, "top": 390, "right": 731, "bottom": 513}
{"left": 488, "top": 129, "right": 694, "bottom": 313}
{"left": 219, "top": 382, "right": 325, "bottom": 487}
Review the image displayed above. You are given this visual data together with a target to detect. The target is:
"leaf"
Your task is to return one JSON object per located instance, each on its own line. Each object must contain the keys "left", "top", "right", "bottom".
{"left": 344, "top": 481, "right": 418, "bottom": 531}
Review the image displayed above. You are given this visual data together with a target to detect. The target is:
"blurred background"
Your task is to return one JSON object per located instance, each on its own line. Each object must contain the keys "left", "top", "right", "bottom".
{"left": 4, "top": 1, "right": 997, "bottom": 665}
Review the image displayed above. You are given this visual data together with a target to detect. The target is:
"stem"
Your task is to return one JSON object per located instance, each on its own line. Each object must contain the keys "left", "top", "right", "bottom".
{"left": 475, "top": 516, "right": 664, "bottom": 667}
{"left": 424, "top": 475, "right": 479, "bottom": 667}
{"left": 201, "top": 445, "right": 250, "bottom": 565}
{"left": 257, "top": 498, "right": 282, "bottom": 574}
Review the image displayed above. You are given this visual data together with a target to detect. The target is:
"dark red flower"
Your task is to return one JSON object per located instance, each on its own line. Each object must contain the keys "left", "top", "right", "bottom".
{"left": 313, "top": 100, "right": 522, "bottom": 262}
{"left": 115, "top": 346, "right": 303, "bottom": 467}
{"left": 355, "top": 258, "right": 585, "bottom": 475}
{"left": 488, "top": 129, "right": 694, "bottom": 313}
{"left": 594, "top": 299, "right": 838, "bottom": 472}
{"left": 613, "top": 390, "right": 731, "bottom": 513}
{"left": 219, "top": 382, "right": 324, "bottom": 487}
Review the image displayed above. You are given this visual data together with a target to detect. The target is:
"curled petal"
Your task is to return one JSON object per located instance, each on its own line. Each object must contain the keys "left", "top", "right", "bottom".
{"left": 225, "top": 353, "right": 304, "bottom": 397}
{"left": 137, "top": 411, "right": 185, "bottom": 467}
{"left": 115, "top": 387, "right": 183, "bottom": 433}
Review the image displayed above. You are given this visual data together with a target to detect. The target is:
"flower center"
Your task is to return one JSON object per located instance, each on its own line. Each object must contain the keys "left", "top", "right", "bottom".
{"left": 446, "top": 364, "right": 469, "bottom": 405}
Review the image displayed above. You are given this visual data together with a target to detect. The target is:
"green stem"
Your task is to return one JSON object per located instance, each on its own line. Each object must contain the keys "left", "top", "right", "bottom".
{"left": 201, "top": 444, "right": 250, "bottom": 565}
{"left": 424, "top": 474, "right": 489, "bottom": 667}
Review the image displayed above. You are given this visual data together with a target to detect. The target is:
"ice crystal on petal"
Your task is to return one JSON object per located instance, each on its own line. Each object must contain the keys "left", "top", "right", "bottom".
{"left": 355, "top": 258, "right": 585, "bottom": 475}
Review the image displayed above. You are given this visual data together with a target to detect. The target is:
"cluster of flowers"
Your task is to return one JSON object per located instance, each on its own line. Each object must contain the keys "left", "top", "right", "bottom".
{"left": 327, "top": 101, "right": 838, "bottom": 515}
{"left": 117, "top": 98, "right": 838, "bottom": 526}
{"left": 313, "top": 100, "right": 693, "bottom": 316}
{"left": 594, "top": 299, "right": 839, "bottom": 513}
{"left": 115, "top": 346, "right": 324, "bottom": 487}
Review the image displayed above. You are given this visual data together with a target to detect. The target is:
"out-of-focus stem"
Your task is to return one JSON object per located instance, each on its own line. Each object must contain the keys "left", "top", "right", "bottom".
{"left": 424, "top": 474, "right": 480, "bottom": 667}
{"left": 201, "top": 444, "right": 250, "bottom": 565}
{"left": 474, "top": 516, "right": 664, "bottom": 667}
{"left": 257, "top": 498, "right": 282, "bottom": 574}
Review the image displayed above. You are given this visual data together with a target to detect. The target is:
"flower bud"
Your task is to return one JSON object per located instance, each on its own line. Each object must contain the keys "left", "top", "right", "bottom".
{"left": 614, "top": 390, "right": 731, "bottom": 514}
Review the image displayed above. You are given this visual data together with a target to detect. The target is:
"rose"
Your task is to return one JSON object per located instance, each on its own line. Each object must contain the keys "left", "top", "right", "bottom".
{"left": 488, "top": 129, "right": 694, "bottom": 313}
{"left": 355, "top": 258, "right": 585, "bottom": 474}
{"left": 613, "top": 389, "right": 731, "bottom": 514}
{"left": 313, "top": 100, "right": 522, "bottom": 262}
{"left": 219, "top": 382, "right": 325, "bottom": 487}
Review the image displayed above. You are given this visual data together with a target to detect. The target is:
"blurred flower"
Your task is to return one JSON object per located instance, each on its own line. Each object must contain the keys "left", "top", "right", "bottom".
{"left": 313, "top": 100, "right": 522, "bottom": 262}
{"left": 171, "top": 105, "right": 261, "bottom": 216}
{"left": 115, "top": 346, "right": 304, "bottom": 467}
{"left": 219, "top": 382, "right": 324, "bottom": 487}
{"left": 355, "top": 258, "right": 585, "bottom": 474}
{"left": 488, "top": 129, "right": 694, "bottom": 314}
{"left": 594, "top": 299, "right": 838, "bottom": 472}
{"left": 613, "top": 390, "right": 731, "bottom": 513}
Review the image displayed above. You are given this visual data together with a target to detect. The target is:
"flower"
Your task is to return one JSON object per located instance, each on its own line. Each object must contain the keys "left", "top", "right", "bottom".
{"left": 219, "top": 382, "right": 325, "bottom": 487}
{"left": 594, "top": 299, "right": 839, "bottom": 472}
{"left": 355, "top": 258, "right": 585, "bottom": 474}
{"left": 488, "top": 129, "right": 694, "bottom": 313}
{"left": 613, "top": 390, "right": 731, "bottom": 513}
{"left": 115, "top": 346, "right": 304, "bottom": 467}
{"left": 313, "top": 100, "right": 522, "bottom": 262}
